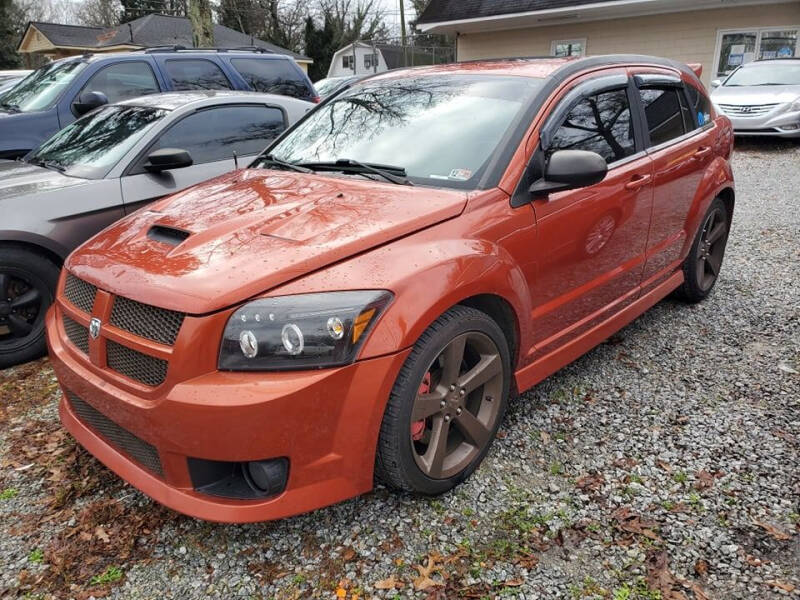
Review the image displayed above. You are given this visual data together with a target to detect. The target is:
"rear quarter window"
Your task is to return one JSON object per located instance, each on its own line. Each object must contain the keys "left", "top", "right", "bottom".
{"left": 231, "top": 58, "right": 313, "bottom": 100}
{"left": 685, "top": 84, "right": 713, "bottom": 128}
{"left": 165, "top": 59, "right": 231, "bottom": 91}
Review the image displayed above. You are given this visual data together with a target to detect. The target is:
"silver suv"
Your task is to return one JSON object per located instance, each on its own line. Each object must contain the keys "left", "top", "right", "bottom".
{"left": 711, "top": 59, "right": 800, "bottom": 138}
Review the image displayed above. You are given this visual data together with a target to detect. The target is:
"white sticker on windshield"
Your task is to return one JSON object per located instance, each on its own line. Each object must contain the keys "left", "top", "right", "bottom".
{"left": 449, "top": 168, "right": 472, "bottom": 181}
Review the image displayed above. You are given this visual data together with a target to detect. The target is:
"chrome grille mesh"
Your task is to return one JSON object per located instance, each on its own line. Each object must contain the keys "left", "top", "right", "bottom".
{"left": 64, "top": 273, "right": 96, "bottom": 313}
{"left": 109, "top": 296, "right": 185, "bottom": 346}
{"left": 106, "top": 340, "right": 168, "bottom": 387}
{"left": 718, "top": 103, "right": 779, "bottom": 117}
{"left": 63, "top": 316, "right": 89, "bottom": 354}
{"left": 67, "top": 392, "right": 163, "bottom": 477}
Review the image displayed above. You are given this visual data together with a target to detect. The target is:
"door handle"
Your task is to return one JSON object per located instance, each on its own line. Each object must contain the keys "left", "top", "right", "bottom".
{"left": 625, "top": 174, "right": 652, "bottom": 191}
{"left": 693, "top": 146, "right": 713, "bottom": 159}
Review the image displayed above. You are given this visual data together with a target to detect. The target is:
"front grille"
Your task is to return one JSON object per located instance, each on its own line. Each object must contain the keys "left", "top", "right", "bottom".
{"left": 106, "top": 340, "right": 168, "bottom": 387}
{"left": 63, "top": 315, "right": 89, "bottom": 354}
{"left": 64, "top": 273, "right": 97, "bottom": 313}
{"left": 67, "top": 392, "right": 163, "bottom": 477}
{"left": 718, "top": 103, "right": 779, "bottom": 117}
{"left": 109, "top": 296, "right": 185, "bottom": 346}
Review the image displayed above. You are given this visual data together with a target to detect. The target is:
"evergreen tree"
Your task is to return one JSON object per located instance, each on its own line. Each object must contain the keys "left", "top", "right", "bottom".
{"left": 0, "top": 0, "right": 21, "bottom": 69}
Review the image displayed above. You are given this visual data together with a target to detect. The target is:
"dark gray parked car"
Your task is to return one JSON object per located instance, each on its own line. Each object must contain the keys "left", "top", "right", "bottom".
{"left": 0, "top": 90, "right": 311, "bottom": 368}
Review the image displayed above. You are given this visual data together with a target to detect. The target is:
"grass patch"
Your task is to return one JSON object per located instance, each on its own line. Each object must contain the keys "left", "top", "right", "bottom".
{"left": 90, "top": 565, "right": 123, "bottom": 586}
{"left": 0, "top": 487, "right": 18, "bottom": 500}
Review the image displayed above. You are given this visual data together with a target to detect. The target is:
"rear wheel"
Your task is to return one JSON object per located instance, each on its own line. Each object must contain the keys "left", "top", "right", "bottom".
{"left": 675, "top": 198, "right": 730, "bottom": 303}
{"left": 0, "top": 247, "right": 60, "bottom": 369}
{"left": 375, "top": 306, "right": 511, "bottom": 495}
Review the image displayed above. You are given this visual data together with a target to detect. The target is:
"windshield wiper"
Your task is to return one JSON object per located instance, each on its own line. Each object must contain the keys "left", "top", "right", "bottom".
{"left": 27, "top": 157, "right": 65, "bottom": 172}
{"left": 298, "top": 158, "right": 413, "bottom": 186}
{"left": 258, "top": 154, "right": 313, "bottom": 174}
{"left": 0, "top": 102, "right": 19, "bottom": 113}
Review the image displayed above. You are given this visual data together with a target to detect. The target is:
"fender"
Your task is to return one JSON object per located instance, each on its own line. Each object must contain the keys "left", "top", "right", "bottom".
{"left": 271, "top": 233, "right": 534, "bottom": 367}
{"left": 680, "top": 155, "right": 735, "bottom": 261}
{"left": 0, "top": 230, "right": 69, "bottom": 262}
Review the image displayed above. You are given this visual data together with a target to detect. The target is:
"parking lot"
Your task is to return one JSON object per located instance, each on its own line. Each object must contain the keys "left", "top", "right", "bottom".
{"left": 0, "top": 139, "right": 798, "bottom": 599}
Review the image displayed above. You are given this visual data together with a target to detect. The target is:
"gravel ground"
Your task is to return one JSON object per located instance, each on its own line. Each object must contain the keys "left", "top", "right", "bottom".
{"left": 1, "top": 139, "right": 798, "bottom": 600}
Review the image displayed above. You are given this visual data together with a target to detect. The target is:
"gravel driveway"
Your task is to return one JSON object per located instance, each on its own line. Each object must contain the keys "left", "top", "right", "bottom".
{"left": 1, "top": 140, "right": 798, "bottom": 600}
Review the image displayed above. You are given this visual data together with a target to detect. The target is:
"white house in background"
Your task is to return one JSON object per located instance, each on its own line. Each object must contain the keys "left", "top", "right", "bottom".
{"left": 328, "top": 42, "right": 395, "bottom": 77}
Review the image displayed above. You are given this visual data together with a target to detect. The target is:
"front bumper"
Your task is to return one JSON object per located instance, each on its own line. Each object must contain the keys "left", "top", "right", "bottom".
{"left": 721, "top": 107, "right": 800, "bottom": 137}
{"left": 47, "top": 304, "right": 410, "bottom": 522}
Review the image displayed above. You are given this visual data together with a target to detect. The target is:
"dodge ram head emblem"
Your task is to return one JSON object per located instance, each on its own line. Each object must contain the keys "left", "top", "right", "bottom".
{"left": 89, "top": 318, "right": 102, "bottom": 340}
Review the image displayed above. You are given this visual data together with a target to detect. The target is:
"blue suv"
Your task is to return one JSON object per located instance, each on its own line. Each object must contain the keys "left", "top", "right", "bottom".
{"left": 0, "top": 48, "right": 318, "bottom": 159}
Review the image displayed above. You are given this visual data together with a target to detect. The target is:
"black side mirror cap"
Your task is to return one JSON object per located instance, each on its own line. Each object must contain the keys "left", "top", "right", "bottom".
{"left": 72, "top": 91, "right": 109, "bottom": 116}
{"left": 530, "top": 149, "right": 608, "bottom": 197}
{"left": 144, "top": 148, "right": 193, "bottom": 173}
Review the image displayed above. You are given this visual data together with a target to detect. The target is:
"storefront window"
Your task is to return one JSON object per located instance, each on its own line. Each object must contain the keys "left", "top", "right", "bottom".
{"left": 715, "top": 28, "right": 799, "bottom": 78}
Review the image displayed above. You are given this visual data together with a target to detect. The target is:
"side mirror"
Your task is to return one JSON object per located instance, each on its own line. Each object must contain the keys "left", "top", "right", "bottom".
{"left": 711, "top": 79, "right": 722, "bottom": 88}
{"left": 144, "top": 148, "right": 193, "bottom": 173}
{"left": 72, "top": 91, "right": 109, "bottom": 116}
{"left": 530, "top": 150, "right": 608, "bottom": 196}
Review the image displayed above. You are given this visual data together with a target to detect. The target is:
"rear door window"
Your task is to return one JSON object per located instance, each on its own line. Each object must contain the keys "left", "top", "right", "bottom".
{"left": 164, "top": 59, "right": 231, "bottom": 91}
{"left": 549, "top": 88, "right": 636, "bottom": 164}
{"left": 230, "top": 58, "right": 313, "bottom": 100}
{"left": 143, "top": 104, "right": 286, "bottom": 167}
{"left": 638, "top": 87, "right": 687, "bottom": 146}
{"left": 78, "top": 61, "right": 160, "bottom": 104}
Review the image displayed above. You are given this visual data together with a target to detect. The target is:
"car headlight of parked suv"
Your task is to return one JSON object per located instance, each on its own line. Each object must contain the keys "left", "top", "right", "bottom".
{"left": 218, "top": 291, "right": 393, "bottom": 371}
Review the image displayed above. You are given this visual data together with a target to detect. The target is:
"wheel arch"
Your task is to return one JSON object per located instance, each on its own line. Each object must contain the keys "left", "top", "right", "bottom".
{"left": 0, "top": 234, "right": 67, "bottom": 268}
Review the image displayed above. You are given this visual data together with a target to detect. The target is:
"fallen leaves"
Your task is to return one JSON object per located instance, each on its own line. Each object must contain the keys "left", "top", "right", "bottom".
{"left": 646, "top": 551, "right": 709, "bottom": 600}
{"left": 413, "top": 553, "right": 444, "bottom": 590}
{"left": 373, "top": 575, "right": 402, "bottom": 590}
{"left": 766, "top": 580, "right": 796, "bottom": 593}
{"left": 576, "top": 473, "right": 605, "bottom": 494}
{"left": 694, "top": 558, "right": 709, "bottom": 577}
{"left": 612, "top": 507, "right": 661, "bottom": 542}
{"left": 752, "top": 518, "right": 793, "bottom": 541}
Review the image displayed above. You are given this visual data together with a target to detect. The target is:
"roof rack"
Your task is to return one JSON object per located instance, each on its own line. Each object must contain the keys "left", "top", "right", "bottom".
{"left": 133, "top": 45, "right": 280, "bottom": 54}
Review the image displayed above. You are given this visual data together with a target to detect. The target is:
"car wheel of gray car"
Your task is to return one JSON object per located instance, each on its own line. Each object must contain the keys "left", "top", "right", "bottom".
{"left": 0, "top": 246, "right": 60, "bottom": 369}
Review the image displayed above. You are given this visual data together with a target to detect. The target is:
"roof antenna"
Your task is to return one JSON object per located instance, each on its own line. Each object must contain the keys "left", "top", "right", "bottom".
{"left": 233, "top": 150, "right": 239, "bottom": 169}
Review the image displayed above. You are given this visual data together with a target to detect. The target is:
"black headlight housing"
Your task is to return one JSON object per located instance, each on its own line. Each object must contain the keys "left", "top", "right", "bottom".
{"left": 218, "top": 291, "right": 393, "bottom": 371}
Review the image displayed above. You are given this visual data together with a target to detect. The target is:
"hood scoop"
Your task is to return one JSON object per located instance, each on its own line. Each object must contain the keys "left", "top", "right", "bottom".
{"left": 147, "top": 224, "right": 191, "bottom": 247}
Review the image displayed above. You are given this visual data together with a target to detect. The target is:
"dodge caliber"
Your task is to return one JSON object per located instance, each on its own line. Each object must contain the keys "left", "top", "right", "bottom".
{"left": 46, "top": 55, "right": 735, "bottom": 522}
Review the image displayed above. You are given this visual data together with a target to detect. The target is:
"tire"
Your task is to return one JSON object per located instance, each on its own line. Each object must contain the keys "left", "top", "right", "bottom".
{"left": 0, "top": 246, "right": 60, "bottom": 369}
{"left": 674, "top": 197, "right": 730, "bottom": 303}
{"left": 375, "top": 305, "right": 511, "bottom": 495}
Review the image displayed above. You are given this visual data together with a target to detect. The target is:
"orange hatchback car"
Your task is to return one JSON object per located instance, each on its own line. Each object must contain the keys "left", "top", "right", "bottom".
{"left": 46, "top": 55, "right": 734, "bottom": 522}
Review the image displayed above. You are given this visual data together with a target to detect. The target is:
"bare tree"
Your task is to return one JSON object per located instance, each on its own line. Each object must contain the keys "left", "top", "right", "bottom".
{"left": 75, "top": 0, "right": 122, "bottom": 27}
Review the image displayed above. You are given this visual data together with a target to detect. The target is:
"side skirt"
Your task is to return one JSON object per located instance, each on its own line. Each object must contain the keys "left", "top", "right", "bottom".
{"left": 514, "top": 270, "right": 683, "bottom": 393}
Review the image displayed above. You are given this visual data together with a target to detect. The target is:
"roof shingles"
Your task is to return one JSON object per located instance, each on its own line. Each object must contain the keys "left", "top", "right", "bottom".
{"left": 417, "top": 0, "right": 626, "bottom": 24}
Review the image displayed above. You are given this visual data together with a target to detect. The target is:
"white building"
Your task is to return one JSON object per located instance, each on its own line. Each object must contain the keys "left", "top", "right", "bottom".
{"left": 328, "top": 42, "right": 397, "bottom": 77}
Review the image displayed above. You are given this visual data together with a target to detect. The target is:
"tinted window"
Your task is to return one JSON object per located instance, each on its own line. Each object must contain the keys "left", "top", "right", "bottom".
{"left": 639, "top": 87, "right": 686, "bottom": 146}
{"left": 549, "top": 88, "right": 635, "bottom": 164}
{"left": 27, "top": 105, "right": 167, "bottom": 179}
{"left": 79, "top": 62, "right": 160, "bottom": 104}
{"left": 685, "top": 84, "right": 713, "bottom": 128}
{"left": 231, "top": 58, "right": 312, "bottom": 100}
{"left": 265, "top": 75, "right": 544, "bottom": 189}
{"left": 149, "top": 105, "right": 285, "bottom": 165}
{"left": 165, "top": 59, "right": 231, "bottom": 91}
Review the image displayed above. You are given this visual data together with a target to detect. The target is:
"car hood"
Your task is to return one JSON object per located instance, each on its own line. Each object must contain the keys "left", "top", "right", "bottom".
{"left": 711, "top": 85, "right": 800, "bottom": 105}
{"left": 67, "top": 169, "right": 468, "bottom": 314}
{"left": 0, "top": 159, "right": 86, "bottom": 198}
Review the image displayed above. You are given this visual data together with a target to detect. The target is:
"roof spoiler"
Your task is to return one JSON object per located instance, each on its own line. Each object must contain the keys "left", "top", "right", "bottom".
{"left": 688, "top": 63, "right": 703, "bottom": 78}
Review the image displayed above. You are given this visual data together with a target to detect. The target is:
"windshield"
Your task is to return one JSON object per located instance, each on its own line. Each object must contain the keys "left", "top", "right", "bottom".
{"left": 1, "top": 61, "right": 87, "bottom": 113}
{"left": 26, "top": 105, "right": 168, "bottom": 179}
{"left": 724, "top": 63, "right": 800, "bottom": 86}
{"left": 314, "top": 77, "right": 351, "bottom": 97}
{"left": 263, "top": 74, "right": 543, "bottom": 188}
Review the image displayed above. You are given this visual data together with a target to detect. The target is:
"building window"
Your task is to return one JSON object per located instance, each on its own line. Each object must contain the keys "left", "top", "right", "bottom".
{"left": 714, "top": 27, "right": 799, "bottom": 78}
{"left": 551, "top": 39, "right": 586, "bottom": 58}
{"left": 342, "top": 55, "right": 354, "bottom": 70}
{"left": 364, "top": 53, "right": 379, "bottom": 69}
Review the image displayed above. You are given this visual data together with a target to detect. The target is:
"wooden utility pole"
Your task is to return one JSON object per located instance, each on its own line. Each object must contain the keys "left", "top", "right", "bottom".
{"left": 189, "top": 0, "right": 215, "bottom": 48}
{"left": 399, "top": 0, "right": 407, "bottom": 66}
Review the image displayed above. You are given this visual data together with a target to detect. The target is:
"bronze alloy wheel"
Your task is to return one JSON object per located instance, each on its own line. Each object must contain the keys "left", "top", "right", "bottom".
{"left": 695, "top": 205, "right": 728, "bottom": 292}
{"left": 409, "top": 331, "right": 504, "bottom": 479}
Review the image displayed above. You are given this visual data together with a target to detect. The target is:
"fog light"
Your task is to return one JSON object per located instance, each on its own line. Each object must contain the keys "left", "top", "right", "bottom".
{"left": 780, "top": 123, "right": 799, "bottom": 131}
{"left": 245, "top": 458, "right": 289, "bottom": 494}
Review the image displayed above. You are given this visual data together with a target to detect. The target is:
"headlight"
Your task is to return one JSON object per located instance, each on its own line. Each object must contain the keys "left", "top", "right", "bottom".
{"left": 218, "top": 291, "right": 393, "bottom": 371}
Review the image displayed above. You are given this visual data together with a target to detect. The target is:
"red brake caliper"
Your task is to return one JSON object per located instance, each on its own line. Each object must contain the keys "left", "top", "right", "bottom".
{"left": 411, "top": 372, "right": 431, "bottom": 441}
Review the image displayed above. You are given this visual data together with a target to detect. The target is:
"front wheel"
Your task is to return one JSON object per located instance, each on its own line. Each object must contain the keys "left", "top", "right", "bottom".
{"left": 0, "top": 247, "right": 60, "bottom": 369}
{"left": 375, "top": 306, "right": 511, "bottom": 495}
{"left": 675, "top": 197, "right": 730, "bottom": 303}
